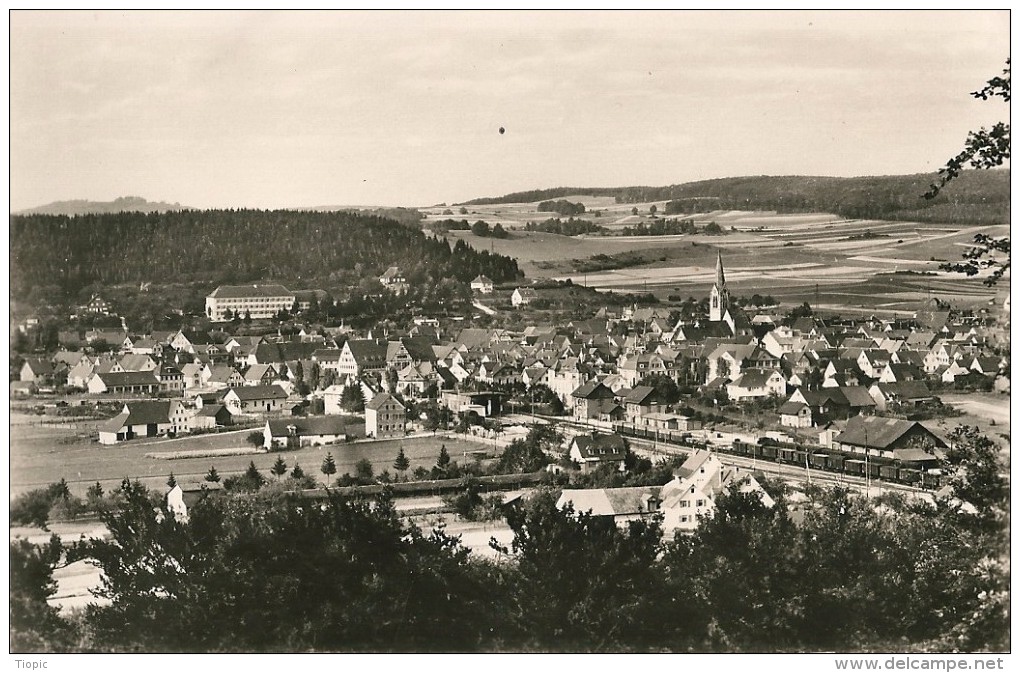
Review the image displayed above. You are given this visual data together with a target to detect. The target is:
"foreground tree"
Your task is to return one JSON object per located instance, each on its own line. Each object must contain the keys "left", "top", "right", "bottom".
{"left": 65, "top": 484, "right": 506, "bottom": 652}
{"left": 929, "top": 59, "right": 1010, "bottom": 285}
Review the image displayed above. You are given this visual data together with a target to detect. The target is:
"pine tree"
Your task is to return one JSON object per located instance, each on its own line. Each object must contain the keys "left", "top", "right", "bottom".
{"left": 271, "top": 456, "right": 288, "bottom": 480}
{"left": 321, "top": 453, "right": 337, "bottom": 487}
{"left": 166, "top": 472, "right": 177, "bottom": 488}
{"left": 205, "top": 466, "right": 220, "bottom": 483}
{"left": 86, "top": 481, "right": 104, "bottom": 501}
{"left": 291, "top": 462, "right": 305, "bottom": 480}
{"left": 394, "top": 446, "right": 410, "bottom": 473}
{"left": 244, "top": 461, "right": 265, "bottom": 490}
{"left": 436, "top": 444, "right": 451, "bottom": 470}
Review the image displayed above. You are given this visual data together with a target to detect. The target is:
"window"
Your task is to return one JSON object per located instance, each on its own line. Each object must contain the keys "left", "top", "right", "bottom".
{"left": 696, "top": 499, "right": 705, "bottom": 507}
{"left": 680, "top": 500, "right": 689, "bottom": 508}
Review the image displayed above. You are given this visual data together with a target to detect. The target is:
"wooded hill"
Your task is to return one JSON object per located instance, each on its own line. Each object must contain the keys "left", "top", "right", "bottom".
{"left": 462, "top": 170, "right": 1009, "bottom": 225}
{"left": 14, "top": 196, "right": 191, "bottom": 217}
{"left": 9, "top": 209, "right": 522, "bottom": 301}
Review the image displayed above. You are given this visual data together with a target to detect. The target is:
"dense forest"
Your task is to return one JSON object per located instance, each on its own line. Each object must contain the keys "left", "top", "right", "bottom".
{"left": 9, "top": 210, "right": 522, "bottom": 303}
{"left": 9, "top": 426, "right": 1008, "bottom": 653}
{"left": 461, "top": 170, "right": 1009, "bottom": 225}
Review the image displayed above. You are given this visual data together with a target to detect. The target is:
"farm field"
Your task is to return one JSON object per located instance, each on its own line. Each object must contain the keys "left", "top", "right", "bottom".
{"left": 10, "top": 412, "right": 489, "bottom": 497}
{"left": 424, "top": 199, "right": 1007, "bottom": 312}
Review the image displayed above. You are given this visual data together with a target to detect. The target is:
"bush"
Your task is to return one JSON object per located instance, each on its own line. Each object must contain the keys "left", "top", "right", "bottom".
{"left": 11, "top": 489, "right": 57, "bottom": 528}
{"left": 48, "top": 496, "right": 87, "bottom": 522}
{"left": 246, "top": 431, "right": 264, "bottom": 447}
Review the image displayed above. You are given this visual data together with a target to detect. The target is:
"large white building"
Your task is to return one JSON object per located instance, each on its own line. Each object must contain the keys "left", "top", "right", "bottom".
{"left": 205, "top": 284, "right": 296, "bottom": 321}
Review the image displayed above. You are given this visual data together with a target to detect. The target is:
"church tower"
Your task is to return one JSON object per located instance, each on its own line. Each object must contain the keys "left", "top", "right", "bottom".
{"left": 709, "top": 251, "right": 729, "bottom": 322}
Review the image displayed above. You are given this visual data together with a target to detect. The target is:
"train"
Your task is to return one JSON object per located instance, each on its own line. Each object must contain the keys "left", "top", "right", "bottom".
{"left": 612, "top": 424, "right": 944, "bottom": 489}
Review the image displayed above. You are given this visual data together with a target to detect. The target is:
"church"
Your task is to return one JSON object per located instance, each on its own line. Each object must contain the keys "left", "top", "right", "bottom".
{"left": 672, "top": 251, "right": 754, "bottom": 342}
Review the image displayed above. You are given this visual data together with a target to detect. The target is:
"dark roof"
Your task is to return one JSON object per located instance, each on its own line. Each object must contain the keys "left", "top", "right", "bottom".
{"left": 101, "top": 401, "right": 173, "bottom": 431}
{"left": 624, "top": 385, "right": 661, "bottom": 406}
{"left": 267, "top": 416, "right": 358, "bottom": 437}
{"left": 836, "top": 415, "right": 945, "bottom": 450}
{"left": 226, "top": 384, "right": 288, "bottom": 401}
{"left": 571, "top": 433, "right": 627, "bottom": 461}
{"left": 571, "top": 379, "right": 615, "bottom": 400}
{"left": 779, "top": 401, "right": 809, "bottom": 415}
{"left": 367, "top": 392, "right": 404, "bottom": 411}
{"left": 345, "top": 339, "right": 388, "bottom": 363}
{"left": 209, "top": 284, "right": 293, "bottom": 299}
{"left": 195, "top": 404, "right": 231, "bottom": 418}
{"left": 23, "top": 358, "right": 53, "bottom": 375}
{"left": 874, "top": 381, "right": 933, "bottom": 400}
{"left": 97, "top": 371, "right": 160, "bottom": 386}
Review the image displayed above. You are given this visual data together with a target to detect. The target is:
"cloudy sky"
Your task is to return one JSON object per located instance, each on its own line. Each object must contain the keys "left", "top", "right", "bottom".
{"left": 9, "top": 10, "right": 1010, "bottom": 210}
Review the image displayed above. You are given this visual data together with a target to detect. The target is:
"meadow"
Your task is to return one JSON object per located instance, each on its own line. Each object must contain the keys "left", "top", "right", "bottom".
{"left": 423, "top": 198, "right": 1007, "bottom": 313}
{"left": 10, "top": 412, "right": 488, "bottom": 497}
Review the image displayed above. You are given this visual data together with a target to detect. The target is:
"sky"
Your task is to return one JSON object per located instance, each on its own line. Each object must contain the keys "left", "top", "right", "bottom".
{"left": 8, "top": 9, "right": 1011, "bottom": 211}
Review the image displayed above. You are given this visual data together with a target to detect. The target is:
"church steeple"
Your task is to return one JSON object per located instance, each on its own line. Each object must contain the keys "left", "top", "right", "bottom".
{"left": 710, "top": 251, "right": 729, "bottom": 323}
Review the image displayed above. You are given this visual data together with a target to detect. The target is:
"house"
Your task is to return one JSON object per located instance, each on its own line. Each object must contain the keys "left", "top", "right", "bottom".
{"left": 868, "top": 381, "right": 935, "bottom": 412}
{"left": 365, "top": 392, "right": 406, "bottom": 439}
{"left": 637, "top": 412, "right": 702, "bottom": 433}
{"left": 165, "top": 482, "right": 223, "bottom": 522}
{"left": 969, "top": 356, "right": 1003, "bottom": 376}
{"left": 337, "top": 339, "right": 388, "bottom": 377}
{"left": 568, "top": 433, "right": 628, "bottom": 473}
{"left": 264, "top": 416, "right": 361, "bottom": 450}
{"left": 779, "top": 401, "right": 814, "bottom": 428}
{"left": 570, "top": 380, "right": 618, "bottom": 421}
{"left": 98, "top": 400, "right": 189, "bottom": 444}
{"left": 511, "top": 287, "right": 538, "bottom": 307}
{"left": 878, "top": 363, "right": 923, "bottom": 384}
{"left": 556, "top": 486, "right": 662, "bottom": 527}
{"left": 834, "top": 415, "right": 946, "bottom": 461}
{"left": 158, "top": 366, "right": 186, "bottom": 396}
{"left": 470, "top": 275, "right": 495, "bottom": 294}
{"left": 11, "top": 381, "right": 37, "bottom": 397}
{"left": 379, "top": 266, "right": 408, "bottom": 293}
{"left": 623, "top": 385, "right": 668, "bottom": 421}
{"left": 205, "top": 284, "right": 296, "bottom": 321}
{"left": 67, "top": 359, "right": 99, "bottom": 389}
{"left": 20, "top": 358, "right": 54, "bottom": 384}
{"left": 191, "top": 404, "right": 234, "bottom": 430}
{"left": 243, "top": 363, "right": 279, "bottom": 387}
{"left": 88, "top": 371, "right": 161, "bottom": 395}
{"left": 181, "top": 362, "right": 211, "bottom": 390}
{"left": 658, "top": 449, "right": 775, "bottom": 533}
{"left": 207, "top": 365, "right": 245, "bottom": 390}
{"left": 726, "top": 368, "right": 787, "bottom": 400}
{"left": 118, "top": 354, "right": 158, "bottom": 372}
{"left": 221, "top": 384, "right": 289, "bottom": 415}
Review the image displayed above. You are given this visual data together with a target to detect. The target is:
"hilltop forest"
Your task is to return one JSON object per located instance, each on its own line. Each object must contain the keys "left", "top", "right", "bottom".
{"left": 9, "top": 209, "right": 522, "bottom": 303}
{"left": 462, "top": 170, "right": 1009, "bottom": 225}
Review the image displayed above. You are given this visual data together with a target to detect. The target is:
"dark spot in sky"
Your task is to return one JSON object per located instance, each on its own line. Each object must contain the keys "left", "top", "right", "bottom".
{"left": 499, "top": 127, "right": 505, "bottom": 135}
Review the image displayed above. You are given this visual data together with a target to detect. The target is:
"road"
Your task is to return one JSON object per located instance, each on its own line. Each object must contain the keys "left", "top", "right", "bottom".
{"left": 472, "top": 301, "right": 497, "bottom": 316}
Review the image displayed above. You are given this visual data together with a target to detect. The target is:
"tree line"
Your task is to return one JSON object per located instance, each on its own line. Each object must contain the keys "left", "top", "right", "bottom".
{"left": 10, "top": 209, "right": 523, "bottom": 304}
{"left": 459, "top": 171, "right": 1008, "bottom": 225}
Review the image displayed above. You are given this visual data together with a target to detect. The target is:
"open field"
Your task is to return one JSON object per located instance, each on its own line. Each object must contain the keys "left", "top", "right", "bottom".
{"left": 10, "top": 412, "right": 490, "bottom": 497}
{"left": 427, "top": 199, "right": 1007, "bottom": 312}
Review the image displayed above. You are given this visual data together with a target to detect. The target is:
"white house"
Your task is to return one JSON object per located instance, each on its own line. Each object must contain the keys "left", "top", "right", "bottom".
{"left": 658, "top": 450, "right": 775, "bottom": 534}
{"left": 470, "top": 275, "right": 494, "bottom": 294}
{"left": 511, "top": 287, "right": 538, "bottom": 307}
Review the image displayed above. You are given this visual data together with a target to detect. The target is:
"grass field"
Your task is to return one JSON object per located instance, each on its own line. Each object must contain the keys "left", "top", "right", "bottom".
{"left": 10, "top": 413, "right": 491, "bottom": 497}
{"left": 428, "top": 198, "right": 1006, "bottom": 313}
